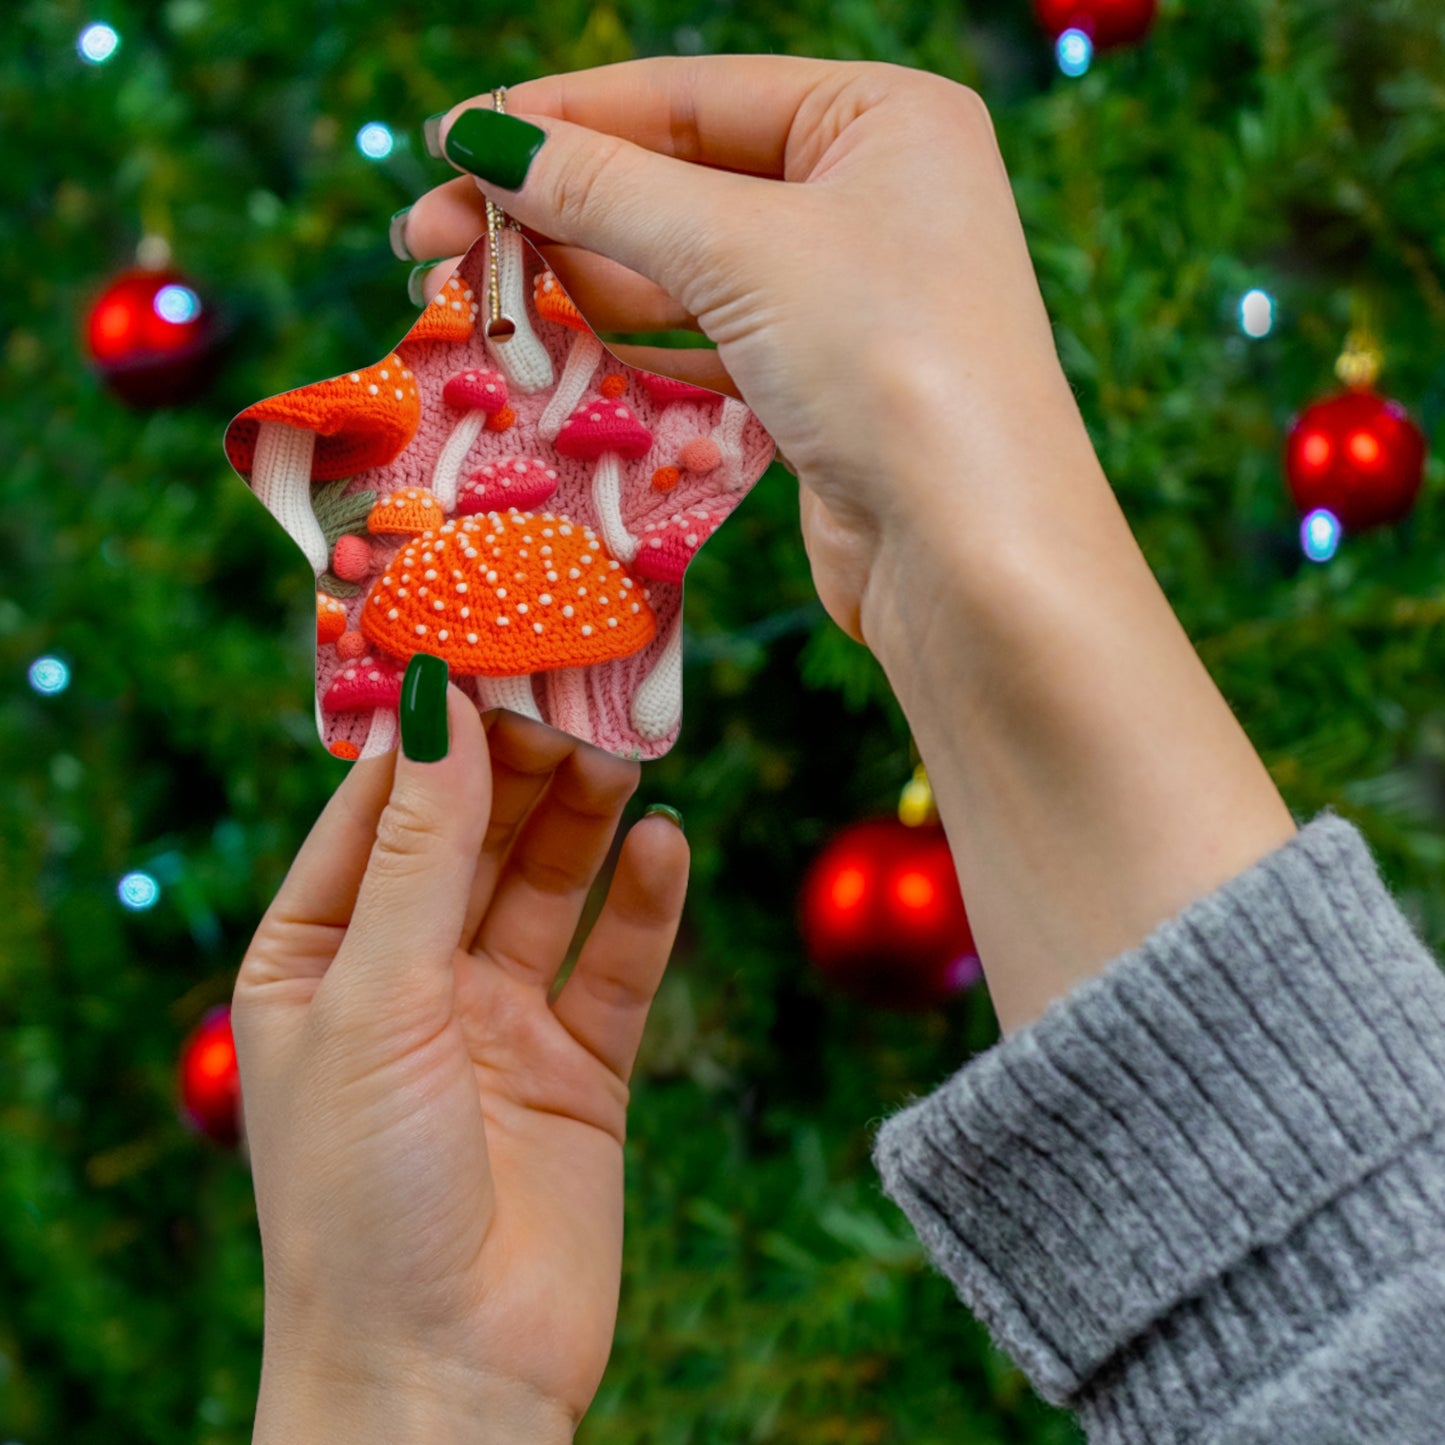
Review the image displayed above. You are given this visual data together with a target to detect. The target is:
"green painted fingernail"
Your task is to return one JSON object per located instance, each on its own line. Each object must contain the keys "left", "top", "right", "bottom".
{"left": 423, "top": 112, "right": 446, "bottom": 159}
{"left": 389, "top": 206, "right": 413, "bottom": 262}
{"left": 401, "top": 654, "right": 449, "bottom": 762}
{"left": 645, "top": 803, "right": 684, "bottom": 834}
{"left": 443, "top": 107, "right": 546, "bottom": 192}
{"left": 407, "top": 261, "right": 448, "bottom": 308}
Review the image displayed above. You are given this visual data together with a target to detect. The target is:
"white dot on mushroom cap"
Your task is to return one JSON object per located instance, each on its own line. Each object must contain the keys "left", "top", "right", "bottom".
{"left": 383, "top": 576, "right": 392, "bottom": 586}
{"left": 389, "top": 607, "right": 400, "bottom": 619}
{"left": 517, "top": 602, "right": 528, "bottom": 614}
{"left": 539, "top": 593, "right": 552, "bottom": 605}
{"left": 588, "top": 412, "right": 601, "bottom": 422}
{"left": 369, "top": 384, "right": 379, "bottom": 395}
{"left": 563, "top": 605, "right": 574, "bottom": 618}
{"left": 578, "top": 586, "right": 587, "bottom": 596}
{"left": 465, "top": 548, "right": 478, "bottom": 559}
{"left": 546, "top": 570, "right": 558, "bottom": 582}
{"left": 380, "top": 370, "right": 389, "bottom": 380}
{"left": 467, "top": 632, "right": 478, "bottom": 644}
{"left": 460, "top": 606, "right": 471, "bottom": 618}
{"left": 560, "top": 525, "right": 572, "bottom": 536}
{"left": 685, "top": 534, "right": 698, "bottom": 546}
{"left": 433, "top": 600, "right": 444, "bottom": 612}
{"left": 439, "top": 629, "right": 449, "bottom": 641}
{"left": 648, "top": 538, "right": 662, "bottom": 549}
{"left": 401, "top": 574, "right": 412, "bottom": 584}
{"left": 343, "top": 669, "right": 357, "bottom": 679}
{"left": 397, "top": 588, "right": 408, "bottom": 597}
{"left": 496, "top": 587, "right": 507, "bottom": 598}
{"left": 424, "top": 569, "right": 437, "bottom": 580}
{"left": 621, "top": 578, "right": 632, "bottom": 589}
{"left": 350, "top": 372, "right": 360, "bottom": 383}
{"left": 617, "top": 408, "right": 629, "bottom": 417}
{"left": 608, "top": 617, "right": 618, "bottom": 627}
{"left": 456, "top": 582, "right": 468, "bottom": 594}
{"left": 568, "top": 568, "right": 581, "bottom": 579}
{"left": 496, "top": 616, "right": 509, "bottom": 626}
{"left": 598, "top": 595, "right": 608, "bottom": 605}
{"left": 631, "top": 602, "right": 639, "bottom": 613}
{"left": 395, "top": 389, "right": 404, "bottom": 401}
{"left": 580, "top": 554, "right": 592, "bottom": 565}
{"left": 581, "top": 624, "right": 593, "bottom": 636}
{"left": 393, "top": 497, "right": 405, "bottom": 507}
{"left": 416, "top": 624, "right": 427, "bottom": 635}
{"left": 371, "top": 595, "right": 381, "bottom": 605}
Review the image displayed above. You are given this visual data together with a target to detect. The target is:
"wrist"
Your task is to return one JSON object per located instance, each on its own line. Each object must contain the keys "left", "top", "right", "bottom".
{"left": 254, "top": 1344, "right": 575, "bottom": 1445}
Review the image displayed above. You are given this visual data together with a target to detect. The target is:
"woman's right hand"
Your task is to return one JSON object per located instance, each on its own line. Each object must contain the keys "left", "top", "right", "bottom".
{"left": 399, "top": 57, "right": 1101, "bottom": 647}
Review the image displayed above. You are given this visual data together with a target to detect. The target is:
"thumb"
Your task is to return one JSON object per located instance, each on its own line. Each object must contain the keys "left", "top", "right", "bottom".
{"left": 329, "top": 670, "right": 491, "bottom": 1013}
{"left": 438, "top": 103, "right": 767, "bottom": 315}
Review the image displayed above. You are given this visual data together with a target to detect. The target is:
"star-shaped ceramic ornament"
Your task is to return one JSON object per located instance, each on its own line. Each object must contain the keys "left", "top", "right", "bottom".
{"left": 224, "top": 227, "right": 775, "bottom": 761}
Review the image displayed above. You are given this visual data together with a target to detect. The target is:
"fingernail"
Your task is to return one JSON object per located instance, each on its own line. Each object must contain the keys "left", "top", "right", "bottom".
{"left": 401, "top": 653, "right": 449, "bottom": 762}
{"left": 644, "top": 803, "right": 685, "bottom": 834}
{"left": 407, "top": 260, "right": 447, "bottom": 308}
{"left": 423, "top": 112, "right": 447, "bottom": 159}
{"left": 389, "top": 206, "right": 413, "bottom": 262}
{"left": 443, "top": 107, "right": 546, "bottom": 192}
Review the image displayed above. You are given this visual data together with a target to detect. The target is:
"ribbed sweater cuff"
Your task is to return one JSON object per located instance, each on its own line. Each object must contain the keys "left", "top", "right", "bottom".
{"left": 870, "top": 813, "right": 1445, "bottom": 1421}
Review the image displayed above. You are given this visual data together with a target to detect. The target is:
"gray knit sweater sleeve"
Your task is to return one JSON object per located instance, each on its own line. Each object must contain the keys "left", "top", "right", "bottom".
{"left": 870, "top": 813, "right": 1445, "bottom": 1443}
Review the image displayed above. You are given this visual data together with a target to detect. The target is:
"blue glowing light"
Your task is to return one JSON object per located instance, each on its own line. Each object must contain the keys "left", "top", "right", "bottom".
{"left": 118, "top": 871, "right": 161, "bottom": 911}
{"left": 1240, "top": 288, "right": 1275, "bottom": 339}
{"left": 1301, "top": 508, "right": 1342, "bottom": 563}
{"left": 1057, "top": 28, "right": 1093, "bottom": 77}
{"left": 78, "top": 22, "right": 120, "bottom": 64}
{"left": 153, "top": 284, "right": 201, "bottom": 324}
{"left": 356, "top": 122, "right": 395, "bottom": 160}
{"left": 28, "top": 657, "right": 70, "bottom": 695}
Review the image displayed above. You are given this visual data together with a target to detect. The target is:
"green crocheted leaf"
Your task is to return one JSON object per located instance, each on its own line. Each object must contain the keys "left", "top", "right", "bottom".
{"left": 316, "top": 571, "right": 361, "bottom": 599}
{"left": 313, "top": 481, "right": 375, "bottom": 545}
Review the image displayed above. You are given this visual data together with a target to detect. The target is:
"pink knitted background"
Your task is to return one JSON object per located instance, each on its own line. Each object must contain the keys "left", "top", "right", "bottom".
{"left": 225, "top": 230, "right": 775, "bottom": 760}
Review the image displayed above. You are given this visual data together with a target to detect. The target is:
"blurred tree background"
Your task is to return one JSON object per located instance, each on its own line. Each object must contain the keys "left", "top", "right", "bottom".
{"left": 3, "top": 0, "right": 1444, "bottom": 1440}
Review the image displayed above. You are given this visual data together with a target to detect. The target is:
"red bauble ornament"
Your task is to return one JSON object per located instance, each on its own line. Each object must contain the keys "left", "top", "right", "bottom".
{"left": 178, "top": 1005, "right": 242, "bottom": 1147}
{"left": 1285, "top": 388, "right": 1427, "bottom": 532}
{"left": 1034, "top": 0, "right": 1157, "bottom": 48}
{"left": 799, "top": 818, "right": 981, "bottom": 1010}
{"left": 85, "top": 267, "right": 221, "bottom": 407}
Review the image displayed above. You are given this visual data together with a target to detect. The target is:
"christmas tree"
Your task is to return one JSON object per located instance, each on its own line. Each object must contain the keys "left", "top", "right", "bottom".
{"left": 2, "top": 1, "right": 1442, "bottom": 1441}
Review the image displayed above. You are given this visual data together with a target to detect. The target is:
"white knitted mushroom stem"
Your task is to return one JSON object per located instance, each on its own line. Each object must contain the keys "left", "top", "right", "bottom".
{"left": 591, "top": 453, "right": 638, "bottom": 564}
{"left": 359, "top": 709, "right": 398, "bottom": 759}
{"left": 252, "top": 421, "right": 329, "bottom": 572}
{"left": 537, "top": 333, "right": 605, "bottom": 442}
{"left": 716, "top": 398, "right": 751, "bottom": 490}
{"left": 630, "top": 614, "right": 683, "bottom": 742}
{"left": 430, "top": 409, "right": 487, "bottom": 510}
{"left": 485, "top": 229, "right": 554, "bottom": 393}
{"left": 546, "top": 667, "right": 592, "bottom": 740}
{"left": 476, "top": 672, "right": 543, "bottom": 723}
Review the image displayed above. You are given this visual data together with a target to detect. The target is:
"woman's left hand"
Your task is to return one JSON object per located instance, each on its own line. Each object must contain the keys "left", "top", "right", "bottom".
{"left": 234, "top": 688, "right": 689, "bottom": 1443}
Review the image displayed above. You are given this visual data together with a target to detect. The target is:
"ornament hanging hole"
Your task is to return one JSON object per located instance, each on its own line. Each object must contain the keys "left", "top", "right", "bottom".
{"left": 486, "top": 316, "right": 516, "bottom": 342}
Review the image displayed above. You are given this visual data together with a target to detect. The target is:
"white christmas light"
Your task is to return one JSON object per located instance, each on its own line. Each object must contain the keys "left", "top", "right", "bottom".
{"left": 28, "top": 657, "right": 70, "bottom": 695}
{"left": 1057, "top": 29, "right": 1093, "bottom": 77}
{"left": 1301, "top": 508, "right": 1341, "bottom": 563}
{"left": 154, "top": 284, "right": 201, "bottom": 324}
{"left": 356, "top": 122, "right": 395, "bottom": 160}
{"left": 1240, "top": 289, "right": 1275, "bottom": 339}
{"left": 78, "top": 23, "right": 120, "bottom": 64}
{"left": 118, "top": 871, "right": 161, "bottom": 911}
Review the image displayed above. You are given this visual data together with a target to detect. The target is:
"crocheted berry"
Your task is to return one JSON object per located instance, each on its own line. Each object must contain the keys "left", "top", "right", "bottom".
{"left": 679, "top": 437, "right": 722, "bottom": 474}
{"left": 329, "top": 740, "right": 361, "bottom": 760}
{"left": 651, "top": 466, "right": 681, "bottom": 493}
{"left": 486, "top": 405, "right": 516, "bottom": 432}
{"left": 460, "top": 457, "right": 560, "bottom": 515}
{"left": 332, "top": 533, "right": 373, "bottom": 582}
{"left": 317, "top": 592, "right": 347, "bottom": 644}
{"left": 600, "top": 373, "right": 628, "bottom": 398}
{"left": 336, "top": 629, "right": 368, "bottom": 660}
{"left": 367, "top": 487, "right": 445, "bottom": 536}
{"left": 360, "top": 511, "right": 656, "bottom": 676}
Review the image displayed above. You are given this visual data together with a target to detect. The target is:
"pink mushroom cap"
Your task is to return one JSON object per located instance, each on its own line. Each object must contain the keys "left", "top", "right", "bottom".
{"left": 459, "top": 455, "right": 561, "bottom": 515}
{"left": 322, "top": 655, "right": 405, "bottom": 713}
{"left": 553, "top": 396, "right": 654, "bottom": 461}
{"left": 636, "top": 372, "right": 720, "bottom": 407}
{"left": 631, "top": 507, "right": 728, "bottom": 584}
{"left": 442, "top": 368, "right": 510, "bottom": 414}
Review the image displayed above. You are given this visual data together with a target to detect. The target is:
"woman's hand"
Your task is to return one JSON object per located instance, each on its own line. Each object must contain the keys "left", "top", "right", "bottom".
{"left": 401, "top": 56, "right": 1089, "bottom": 645}
{"left": 234, "top": 689, "right": 688, "bottom": 1443}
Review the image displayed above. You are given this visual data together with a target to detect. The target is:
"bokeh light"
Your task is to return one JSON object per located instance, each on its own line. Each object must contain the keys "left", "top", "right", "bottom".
{"left": 78, "top": 22, "right": 120, "bottom": 64}
{"left": 1239, "top": 288, "right": 1275, "bottom": 338}
{"left": 153, "top": 283, "right": 201, "bottom": 324}
{"left": 1057, "top": 28, "right": 1093, "bottom": 77}
{"left": 27, "top": 657, "right": 70, "bottom": 695}
{"left": 1301, "top": 508, "right": 1342, "bottom": 563}
{"left": 117, "top": 872, "right": 161, "bottom": 911}
{"left": 356, "top": 122, "right": 395, "bottom": 159}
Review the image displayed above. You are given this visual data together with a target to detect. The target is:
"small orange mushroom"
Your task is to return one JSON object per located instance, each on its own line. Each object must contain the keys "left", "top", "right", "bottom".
{"left": 366, "top": 486, "right": 445, "bottom": 536}
{"left": 401, "top": 275, "right": 479, "bottom": 347}
{"left": 316, "top": 592, "right": 347, "bottom": 645}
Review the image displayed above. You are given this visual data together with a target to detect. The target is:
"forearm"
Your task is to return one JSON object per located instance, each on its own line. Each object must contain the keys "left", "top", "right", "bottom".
{"left": 859, "top": 363, "right": 1296, "bottom": 1033}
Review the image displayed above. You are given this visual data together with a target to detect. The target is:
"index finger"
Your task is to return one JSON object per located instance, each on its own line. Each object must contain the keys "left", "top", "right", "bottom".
{"left": 477, "top": 55, "right": 845, "bottom": 179}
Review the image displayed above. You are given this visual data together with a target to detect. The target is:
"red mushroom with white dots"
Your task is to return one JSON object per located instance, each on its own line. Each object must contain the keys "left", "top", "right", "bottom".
{"left": 322, "top": 654, "right": 405, "bottom": 758}
{"left": 459, "top": 456, "right": 560, "bottom": 516}
{"left": 552, "top": 395, "right": 654, "bottom": 564}
{"left": 431, "top": 368, "right": 513, "bottom": 509}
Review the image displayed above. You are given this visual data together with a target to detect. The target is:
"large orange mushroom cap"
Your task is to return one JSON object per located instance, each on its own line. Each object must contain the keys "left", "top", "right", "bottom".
{"left": 404, "top": 276, "right": 479, "bottom": 345}
{"left": 225, "top": 353, "right": 422, "bottom": 482}
{"left": 360, "top": 511, "right": 656, "bottom": 676}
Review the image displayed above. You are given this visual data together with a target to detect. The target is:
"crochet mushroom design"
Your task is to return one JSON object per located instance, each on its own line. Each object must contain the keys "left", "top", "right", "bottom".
{"left": 553, "top": 395, "right": 654, "bottom": 564}
{"left": 459, "top": 457, "right": 559, "bottom": 516}
{"left": 226, "top": 355, "right": 421, "bottom": 574}
{"left": 322, "top": 654, "right": 405, "bottom": 759}
{"left": 366, "top": 486, "right": 446, "bottom": 538}
{"left": 534, "top": 270, "right": 606, "bottom": 442}
{"left": 431, "top": 368, "right": 513, "bottom": 509}
{"left": 400, "top": 275, "right": 479, "bottom": 349}
{"left": 359, "top": 511, "right": 655, "bottom": 730}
